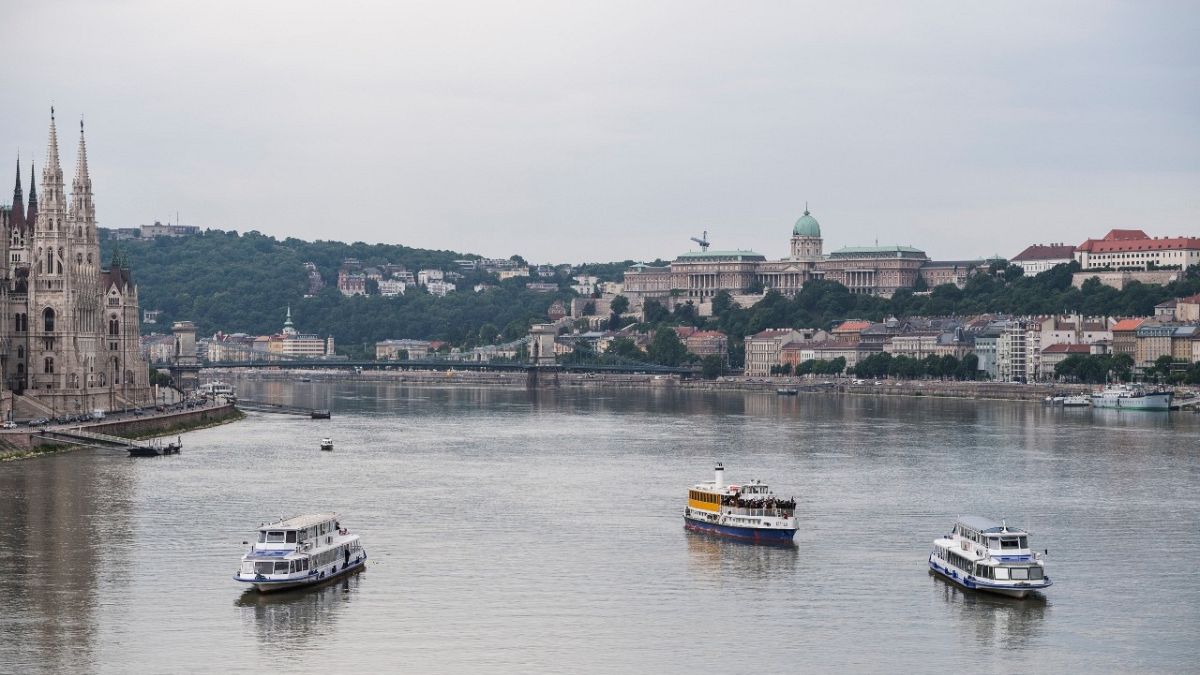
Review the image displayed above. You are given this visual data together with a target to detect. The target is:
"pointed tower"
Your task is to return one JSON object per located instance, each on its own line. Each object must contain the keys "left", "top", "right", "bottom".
{"left": 25, "top": 160, "right": 37, "bottom": 227}
{"left": 10, "top": 156, "right": 25, "bottom": 231}
{"left": 71, "top": 117, "right": 97, "bottom": 245}
{"left": 283, "top": 306, "right": 297, "bottom": 336}
{"left": 37, "top": 107, "right": 66, "bottom": 237}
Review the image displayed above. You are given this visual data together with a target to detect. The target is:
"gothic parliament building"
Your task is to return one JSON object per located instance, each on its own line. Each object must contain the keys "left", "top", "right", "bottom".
{"left": 0, "top": 110, "right": 149, "bottom": 418}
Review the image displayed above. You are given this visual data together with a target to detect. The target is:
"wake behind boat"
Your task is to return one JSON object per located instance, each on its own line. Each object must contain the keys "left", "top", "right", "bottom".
{"left": 234, "top": 513, "right": 367, "bottom": 592}
{"left": 929, "top": 516, "right": 1051, "bottom": 598}
{"left": 683, "top": 463, "right": 798, "bottom": 545}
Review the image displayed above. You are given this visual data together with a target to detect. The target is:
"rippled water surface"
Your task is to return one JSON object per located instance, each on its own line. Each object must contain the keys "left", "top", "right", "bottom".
{"left": 1, "top": 381, "right": 1198, "bottom": 674}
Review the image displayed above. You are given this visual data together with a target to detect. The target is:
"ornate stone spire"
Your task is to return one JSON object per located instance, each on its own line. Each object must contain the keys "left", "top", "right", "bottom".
{"left": 10, "top": 155, "right": 24, "bottom": 231}
{"left": 71, "top": 116, "right": 96, "bottom": 239}
{"left": 26, "top": 159, "right": 37, "bottom": 226}
{"left": 38, "top": 107, "right": 66, "bottom": 233}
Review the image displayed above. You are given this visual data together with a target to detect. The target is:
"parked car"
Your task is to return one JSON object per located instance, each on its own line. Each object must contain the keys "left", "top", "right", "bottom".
{"left": 27, "top": 418, "right": 49, "bottom": 427}
{"left": 1, "top": 421, "right": 17, "bottom": 429}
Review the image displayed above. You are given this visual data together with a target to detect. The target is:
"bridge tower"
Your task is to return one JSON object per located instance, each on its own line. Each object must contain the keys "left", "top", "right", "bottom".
{"left": 170, "top": 320, "right": 200, "bottom": 391}
{"left": 528, "top": 324, "right": 557, "bottom": 367}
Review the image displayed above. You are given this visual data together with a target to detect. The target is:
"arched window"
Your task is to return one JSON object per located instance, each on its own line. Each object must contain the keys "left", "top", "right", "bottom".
{"left": 16, "top": 346, "right": 23, "bottom": 359}
{"left": 44, "top": 357, "right": 54, "bottom": 374}
{"left": 17, "top": 363, "right": 24, "bottom": 376}
{"left": 109, "top": 318, "right": 120, "bottom": 336}
{"left": 113, "top": 358, "right": 120, "bottom": 384}
{"left": 124, "top": 370, "right": 134, "bottom": 386}
{"left": 43, "top": 308, "right": 55, "bottom": 332}
{"left": 98, "top": 372, "right": 106, "bottom": 386}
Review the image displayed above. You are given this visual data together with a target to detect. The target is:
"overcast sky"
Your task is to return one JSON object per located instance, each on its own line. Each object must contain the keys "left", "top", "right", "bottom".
{"left": 1, "top": 1, "right": 1196, "bottom": 263}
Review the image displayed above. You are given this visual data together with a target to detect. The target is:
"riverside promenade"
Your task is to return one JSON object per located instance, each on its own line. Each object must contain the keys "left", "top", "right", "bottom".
{"left": 0, "top": 401, "right": 241, "bottom": 459}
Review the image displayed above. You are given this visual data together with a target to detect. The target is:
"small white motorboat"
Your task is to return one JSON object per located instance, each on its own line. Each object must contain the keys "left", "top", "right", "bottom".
{"left": 319, "top": 438, "right": 333, "bottom": 451}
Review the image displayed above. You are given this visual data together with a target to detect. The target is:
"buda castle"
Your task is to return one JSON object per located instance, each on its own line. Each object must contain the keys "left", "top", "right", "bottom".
{"left": 0, "top": 110, "right": 150, "bottom": 418}
{"left": 623, "top": 209, "right": 980, "bottom": 308}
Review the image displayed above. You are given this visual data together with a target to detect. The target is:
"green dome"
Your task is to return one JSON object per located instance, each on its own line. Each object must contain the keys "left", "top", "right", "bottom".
{"left": 793, "top": 209, "right": 821, "bottom": 237}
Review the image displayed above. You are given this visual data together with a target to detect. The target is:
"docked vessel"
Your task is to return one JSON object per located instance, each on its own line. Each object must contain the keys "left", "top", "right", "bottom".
{"left": 928, "top": 516, "right": 1051, "bottom": 598}
{"left": 1062, "top": 395, "right": 1090, "bottom": 407}
{"left": 320, "top": 438, "right": 334, "bottom": 451}
{"left": 683, "top": 463, "right": 797, "bottom": 544}
{"left": 1091, "top": 384, "right": 1172, "bottom": 411}
{"left": 234, "top": 513, "right": 367, "bottom": 592}
{"left": 200, "top": 381, "right": 236, "bottom": 398}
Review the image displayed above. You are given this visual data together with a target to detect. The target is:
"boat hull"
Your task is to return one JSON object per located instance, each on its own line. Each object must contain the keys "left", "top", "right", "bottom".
{"left": 928, "top": 559, "right": 1049, "bottom": 599}
{"left": 684, "top": 515, "right": 796, "bottom": 545}
{"left": 1091, "top": 392, "right": 1172, "bottom": 411}
{"left": 236, "top": 552, "right": 367, "bottom": 593}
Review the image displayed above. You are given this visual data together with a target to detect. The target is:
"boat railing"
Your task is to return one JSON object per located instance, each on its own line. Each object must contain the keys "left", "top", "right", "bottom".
{"left": 726, "top": 507, "right": 794, "bottom": 518}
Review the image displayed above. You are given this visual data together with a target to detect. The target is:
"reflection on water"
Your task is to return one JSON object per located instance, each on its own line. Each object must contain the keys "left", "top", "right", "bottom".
{"left": 0, "top": 454, "right": 134, "bottom": 673}
{"left": 236, "top": 573, "right": 364, "bottom": 651}
{"left": 928, "top": 572, "right": 1047, "bottom": 649}
{"left": 685, "top": 530, "right": 799, "bottom": 583}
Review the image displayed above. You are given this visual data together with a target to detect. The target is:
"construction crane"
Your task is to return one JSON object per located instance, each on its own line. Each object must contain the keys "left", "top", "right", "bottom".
{"left": 690, "top": 230, "right": 710, "bottom": 252}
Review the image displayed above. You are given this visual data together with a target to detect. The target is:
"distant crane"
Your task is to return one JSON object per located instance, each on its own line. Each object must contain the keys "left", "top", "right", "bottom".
{"left": 690, "top": 230, "right": 711, "bottom": 252}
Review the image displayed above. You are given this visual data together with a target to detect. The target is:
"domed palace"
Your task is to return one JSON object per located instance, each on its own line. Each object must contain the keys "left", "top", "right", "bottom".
{"left": 623, "top": 207, "right": 976, "bottom": 311}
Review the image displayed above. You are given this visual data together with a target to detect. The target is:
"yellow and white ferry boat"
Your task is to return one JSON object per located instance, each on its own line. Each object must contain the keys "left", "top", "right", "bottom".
{"left": 684, "top": 463, "right": 798, "bottom": 544}
{"left": 234, "top": 513, "right": 367, "bottom": 592}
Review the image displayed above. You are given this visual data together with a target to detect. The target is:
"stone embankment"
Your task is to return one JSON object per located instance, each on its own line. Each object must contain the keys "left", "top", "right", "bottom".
{"left": 0, "top": 402, "right": 242, "bottom": 459}
{"left": 217, "top": 368, "right": 1065, "bottom": 402}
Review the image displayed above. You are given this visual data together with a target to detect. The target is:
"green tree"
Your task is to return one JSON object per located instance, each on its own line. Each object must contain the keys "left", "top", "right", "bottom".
{"left": 610, "top": 295, "right": 629, "bottom": 316}
{"left": 646, "top": 327, "right": 690, "bottom": 366}
{"left": 700, "top": 355, "right": 724, "bottom": 380}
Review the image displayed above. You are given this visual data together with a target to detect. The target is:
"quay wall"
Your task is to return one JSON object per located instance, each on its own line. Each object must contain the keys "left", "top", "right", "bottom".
{"left": 215, "top": 368, "right": 1064, "bottom": 402}
{"left": 1, "top": 403, "right": 241, "bottom": 454}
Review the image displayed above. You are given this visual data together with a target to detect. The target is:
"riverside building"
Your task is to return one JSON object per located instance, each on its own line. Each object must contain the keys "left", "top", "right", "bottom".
{"left": 0, "top": 110, "right": 152, "bottom": 418}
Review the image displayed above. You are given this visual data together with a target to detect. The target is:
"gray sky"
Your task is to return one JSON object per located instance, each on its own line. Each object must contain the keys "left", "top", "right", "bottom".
{"left": 2, "top": 1, "right": 1196, "bottom": 263}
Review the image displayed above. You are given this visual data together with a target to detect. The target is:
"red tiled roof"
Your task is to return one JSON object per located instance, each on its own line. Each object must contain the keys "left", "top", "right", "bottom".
{"left": 1178, "top": 293, "right": 1200, "bottom": 304}
{"left": 1111, "top": 318, "right": 1145, "bottom": 332}
{"left": 1076, "top": 229, "right": 1200, "bottom": 253}
{"left": 1041, "top": 343, "right": 1091, "bottom": 354}
{"left": 833, "top": 320, "right": 871, "bottom": 333}
{"left": 750, "top": 329, "right": 795, "bottom": 339}
{"left": 1012, "top": 244, "right": 1076, "bottom": 261}
{"left": 686, "top": 330, "right": 726, "bottom": 339}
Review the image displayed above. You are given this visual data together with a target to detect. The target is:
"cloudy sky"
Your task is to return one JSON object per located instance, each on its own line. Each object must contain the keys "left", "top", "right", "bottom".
{"left": 1, "top": 1, "right": 1196, "bottom": 263}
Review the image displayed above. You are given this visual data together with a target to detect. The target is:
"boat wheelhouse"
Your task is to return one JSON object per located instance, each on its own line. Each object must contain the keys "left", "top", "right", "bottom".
{"left": 683, "top": 463, "right": 798, "bottom": 545}
{"left": 234, "top": 513, "right": 367, "bottom": 592}
{"left": 928, "top": 516, "right": 1051, "bottom": 599}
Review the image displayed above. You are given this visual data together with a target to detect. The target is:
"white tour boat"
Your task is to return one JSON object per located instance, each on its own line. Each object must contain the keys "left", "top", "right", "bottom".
{"left": 683, "top": 463, "right": 798, "bottom": 544}
{"left": 929, "top": 516, "right": 1051, "bottom": 598}
{"left": 320, "top": 438, "right": 334, "bottom": 451}
{"left": 1091, "top": 384, "right": 1171, "bottom": 411}
{"left": 200, "top": 381, "right": 236, "bottom": 398}
{"left": 234, "top": 513, "right": 367, "bottom": 592}
{"left": 1062, "top": 394, "right": 1090, "bottom": 407}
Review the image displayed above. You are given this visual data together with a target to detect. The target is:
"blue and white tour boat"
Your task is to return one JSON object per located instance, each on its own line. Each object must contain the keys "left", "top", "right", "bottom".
{"left": 683, "top": 463, "right": 798, "bottom": 544}
{"left": 234, "top": 513, "right": 367, "bottom": 592}
{"left": 928, "top": 516, "right": 1051, "bottom": 598}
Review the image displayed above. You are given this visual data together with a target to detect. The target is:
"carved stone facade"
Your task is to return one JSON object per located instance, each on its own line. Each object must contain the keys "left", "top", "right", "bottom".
{"left": 0, "top": 111, "right": 151, "bottom": 418}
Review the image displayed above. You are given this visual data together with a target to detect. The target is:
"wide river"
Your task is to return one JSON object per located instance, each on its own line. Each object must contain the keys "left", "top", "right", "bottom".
{"left": 1, "top": 381, "right": 1197, "bottom": 673}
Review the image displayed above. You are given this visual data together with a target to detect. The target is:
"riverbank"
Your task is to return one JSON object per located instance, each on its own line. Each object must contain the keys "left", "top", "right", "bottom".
{"left": 211, "top": 367, "right": 1083, "bottom": 403}
{"left": 0, "top": 403, "right": 243, "bottom": 461}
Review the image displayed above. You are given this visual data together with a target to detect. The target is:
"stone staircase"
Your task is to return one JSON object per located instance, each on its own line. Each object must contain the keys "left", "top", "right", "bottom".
{"left": 13, "top": 394, "right": 56, "bottom": 421}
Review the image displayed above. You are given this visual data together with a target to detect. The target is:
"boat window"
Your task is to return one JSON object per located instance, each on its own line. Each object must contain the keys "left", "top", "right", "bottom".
{"left": 987, "top": 538, "right": 999, "bottom": 549}
{"left": 266, "top": 531, "right": 285, "bottom": 543}
{"left": 274, "top": 562, "right": 289, "bottom": 574}
{"left": 1010, "top": 567, "right": 1029, "bottom": 580}
{"left": 1028, "top": 567, "right": 1044, "bottom": 580}
{"left": 1000, "top": 538, "right": 1019, "bottom": 549}
{"left": 1018, "top": 537, "right": 1028, "bottom": 548}
{"left": 994, "top": 568, "right": 1009, "bottom": 580}
{"left": 258, "top": 532, "right": 266, "bottom": 543}
{"left": 286, "top": 531, "right": 297, "bottom": 543}
{"left": 254, "top": 562, "right": 274, "bottom": 575}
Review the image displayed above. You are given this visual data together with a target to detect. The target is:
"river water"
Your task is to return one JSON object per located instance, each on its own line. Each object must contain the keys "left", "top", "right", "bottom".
{"left": 1, "top": 381, "right": 1197, "bottom": 674}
